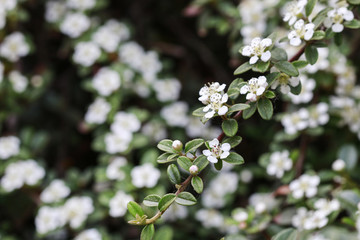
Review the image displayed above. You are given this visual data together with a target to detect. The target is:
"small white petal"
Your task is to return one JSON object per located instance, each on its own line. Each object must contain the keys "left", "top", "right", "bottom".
{"left": 218, "top": 106, "right": 228, "bottom": 115}
{"left": 249, "top": 56, "right": 259, "bottom": 65}
{"left": 261, "top": 51, "right": 271, "bottom": 62}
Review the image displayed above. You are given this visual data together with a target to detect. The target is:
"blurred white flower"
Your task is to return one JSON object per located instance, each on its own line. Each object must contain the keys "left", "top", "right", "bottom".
{"left": 308, "top": 103, "right": 329, "bottom": 128}
{"left": 0, "top": 136, "right": 20, "bottom": 159}
{"left": 195, "top": 209, "right": 224, "bottom": 228}
{"left": 240, "top": 76, "right": 268, "bottom": 101}
{"left": 92, "top": 67, "right": 121, "bottom": 96}
{"left": 0, "top": 61, "right": 4, "bottom": 83}
{"left": 332, "top": 159, "right": 345, "bottom": 171}
{"left": 241, "top": 37, "right": 272, "bottom": 64}
{"left": 131, "top": 163, "right": 160, "bottom": 188}
{"left": 304, "top": 210, "right": 328, "bottom": 230}
{"left": 75, "top": 228, "right": 102, "bottom": 240}
{"left": 314, "top": 198, "right": 340, "bottom": 216}
{"left": 292, "top": 207, "right": 310, "bottom": 230}
{"left": 232, "top": 209, "right": 248, "bottom": 222}
{"left": 153, "top": 78, "right": 181, "bottom": 102}
{"left": 45, "top": 1, "right": 66, "bottom": 23}
{"left": 266, "top": 150, "right": 293, "bottom": 178}
{"left": 9, "top": 71, "right": 28, "bottom": 93}
{"left": 118, "top": 41, "right": 144, "bottom": 70}
{"left": 240, "top": 169, "right": 253, "bottom": 183}
{"left": 66, "top": 0, "right": 96, "bottom": 10}
{"left": 271, "top": 74, "right": 299, "bottom": 94}
{"left": 141, "top": 121, "right": 167, "bottom": 142}
{"left": 40, "top": 179, "right": 70, "bottom": 203}
{"left": 203, "top": 138, "right": 230, "bottom": 163}
{"left": 63, "top": 196, "right": 94, "bottom": 229}
{"left": 249, "top": 193, "right": 278, "bottom": 214}
{"left": 288, "top": 19, "right": 315, "bottom": 46}
{"left": 324, "top": 7, "right": 354, "bottom": 33}
{"left": 109, "top": 190, "right": 133, "bottom": 217}
{"left": 85, "top": 97, "right": 111, "bottom": 124}
{"left": 73, "top": 42, "right": 101, "bottom": 67}
{"left": 0, "top": 32, "right": 30, "bottom": 62}
{"left": 304, "top": 48, "right": 329, "bottom": 73}
{"left": 289, "top": 174, "right": 320, "bottom": 199}
{"left": 0, "top": 0, "right": 17, "bottom": 11}
{"left": 162, "top": 203, "right": 188, "bottom": 221}
{"left": 160, "top": 102, "right": 189, "bottom": 127}
{"left": 106, "top": 157, "right": 127, "bottom": 180}
{"left": 281, "top": 108, "right": 309, "bottom": 135}
{"left": 199, "top": 82, "right": 226, "bottom": 105}
{"left": 282, "top": 0, "right": 307, "bottom": 25}
{"left": 35, "top": 206, "right": 66, "bottom": 234}
{"left": 104, "top": 132, "right": 132, "bottom": 154}
{"left": 139, "top": 51, "right": 162, "bottom": 83}
{"left": 288, "top": 76, "right": 315, "bottom": 104}
{"left": 111, "top": 111, "right": 140, "bottom": 134}
{"left": 60, "top": 12, "right": 90, "bottom": 38}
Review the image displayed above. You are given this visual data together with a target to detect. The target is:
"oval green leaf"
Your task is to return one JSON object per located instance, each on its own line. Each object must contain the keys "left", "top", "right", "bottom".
{"left": 158, "top": 194, "right": 176, "bottom": 212}
{"left": 175, "top": 192, "right": 197, "bottom": 206}
{"left": 167, "top": 164, "right": 181, "bottom": 184}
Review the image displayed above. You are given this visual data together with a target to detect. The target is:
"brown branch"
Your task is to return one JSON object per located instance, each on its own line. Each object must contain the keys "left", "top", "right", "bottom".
{"left": 295, "top": 134, "right": 309, "bottom": 178}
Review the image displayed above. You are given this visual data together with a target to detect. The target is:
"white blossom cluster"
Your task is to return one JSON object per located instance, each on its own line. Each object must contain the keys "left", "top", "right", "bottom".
{"left": 0, "top": 32, "right": 30, "bottom": 62}
{"left": 40, "top": 179, "right": 71, "bottom": 203}
{"left": 266, "top": 150, "right": 293, "bottom": 178}
{"left": 203, "top": 138, "right": 231, "bottom": 164}
{"left": 1, "top": 159, "right": 45, "bottom": 192}
{"left": 109, "top": 190, "right": 134, "bottom": 217}
{"left": 199, "top": 82, "right": 229, "bottom": 118}
{"left": 281, "top": 103, "right": 329, "bottom": 135}
{"left": 75, "top": 228, "right": 102, "bottom": 240}
{"left": 0, "top": 136, "right": 20, "bottom": 159}
{"left": 240, "top": 76, "right": 268, "bottom": 101}
{"left": 289, "top": 174, "right": 320, "bottom": 199}
{"left": 130, "top": 163, "right": 161, "bottom": 188}
{"left": 35, "top": 196, "right": 94, "bottom": 234}
{"left": 241, "top": 37, "right": 272, "bottom": 64}
{"left": 0, "top": 0, "right": 17, "bottom": 30}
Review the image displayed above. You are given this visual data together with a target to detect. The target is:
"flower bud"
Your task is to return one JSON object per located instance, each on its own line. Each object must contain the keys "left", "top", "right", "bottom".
{"left": 172, "top": 140, "right": 183, "bottom": 151}
{"left": 189, "top": 165, "right": 199, "bottom": 175}
{"left": 332, "top": 159, "right": 345, "bottom": 171}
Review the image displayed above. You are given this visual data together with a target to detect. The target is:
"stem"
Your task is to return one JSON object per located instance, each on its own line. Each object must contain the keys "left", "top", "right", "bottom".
{"left": 295, "top": 134, "right": 308, "bottom": 178}
{"left": 289, "top": 44, "right": 306, "bottom": 63}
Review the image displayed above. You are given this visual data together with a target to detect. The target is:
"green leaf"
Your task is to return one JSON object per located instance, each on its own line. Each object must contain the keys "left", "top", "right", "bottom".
{"left": 243, "top": 102, "right": 257, "bottom": 119}
{"left": 271, "top": 228, "right": 298, "bottom": 240}
{"left": 143, "top": 195, "right": 161, "bottom": 207}
{"left": 157, "top": 139, "right": 174, "bottom": 153}
{"left": 266, "top": 72, "right": 280, "bottom": 86}
{"left": 157, "top": 153, "right": 177, "bottom": 164}
{"left": 153, "top": 226, "right": 173, "bottom": 240}
{"left": 167, "top": 164, "right": 181, "bottom": 184}
{"left": 274, "top": 61, "right": 299, "bottom": 77}
{"left": 348, "top": 0, "right": 360, "bottom": 5}
{"left": 305, "top": 0, "right": 317, "bottom": 17}
{"left": 344, "top": 19, "right": 360, "bottom": 29}
{"left": 223, "top": 152, "right": 244, "bottom": 165}
{"left": 177, "top": 156, "right": 193, "bottom": 171}
{"left": 292, "top": 60, "right": 308, "bottom": 69}
{"left": 257, "top": 98, "right": 273, "bottom": 120}
{"left": 271, "top": 48, "right": 288, "bottom": 61}
{"left": 227, "top": 78, "right": 244, "bottom": 100}
{"left": 313, "top": 7, "right": 331, "bottom": 29}
{"left": 290, "top": 80, "right": 302, "bottom": 95}
{"left": 337, "top": 144, "right": 358, "bottom": 170}
{"left": 141, "top": 224, "right": 155, "bottom": 240}
{"left": 305, "top": 45, "right": 318, "bottom": 65}
{"left": 223, "top": 136, "right": 242, "bottom": 148}
{"left": 184, "top": 139, "right": 204, "bottom": 153}
{"left": 264, "top": 90, "right": 276, "bottom": 99}
{"left": 227, "top": 103, "right": 250, "bottom": 114}
{"left": 158, "top": 194, "right": 176, "bottom": 212}
{"left": 191, "top": 176, "right": 204, "bottom": 193}
{"left": 222, "top": 119, "right": 238, "bottom": 137}
{"left": 192, "top": 107, "right": 206, "bottom": 117}
{"left": 234, "top": 61, "right": 252, "bottom": 75}
{"left": 214, "top": 159, "right": 223, "bottom": 170}
{"left": 252, "top": 61, "right": 270, "bottom": 73}
{"left": 127, "top": 201, "right": 145, "bottom": 217}
{"left": 311, "top": 30, "right": 325, "bottom": 40}
{"left": 193, "top": 155, "right": 209, "bottom": 172}
{"left": 176, "top": 192, "right": 197, "bottom": 206}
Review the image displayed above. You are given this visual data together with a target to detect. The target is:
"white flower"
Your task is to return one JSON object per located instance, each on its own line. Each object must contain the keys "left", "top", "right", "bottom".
{"left": 304, "top": 210, "right": 328, "bottom": 230}
{"left": 240, "top": 24, "right": 266, "bottom": 45}
{"left": 66, "top": 0, "right": 96, "bottom": 10}
{"left": 0, "top": 32, "right": 30, "bottom": 62}
{"left": 203, "top": 93, "right": 229, "bottom": 119}
{"left": 104, "top": 132, "right": 132, "bottom": 154}
{"left": 240, "top": 76, "right": 268, "bottom": 101}
{"left": 238, "top": 0, "right": 266, "bottom": 26}
{"left": 282, "top": 0, "right": 307, "bottom": 25}
{"left": 131, "top": 163, "right": 161, "bottom": 188}
{"left": 106, "top": 157, "right": 127, "bottom": 180}
{"left": 0, "top": 136, "right": 20, "bottom": 159}
{"left": 209, "top": 172, "right": 238, "bottom": 196}
{"left": 40, "top": 179, "right": 70, "bottom": 203}
{"left": 92, "top": 20, "right": 130, "bottom": 52}
{"left": 332, "top": 159, "right": 345, "bottom": 171}
{"left": 241, "top": 37, "right": 272, "bottom": 64}
{"left": 232, "top": 209, "right": 248, "bottom": 222}
{"left": 288, "top": 19, "right": 315, "bottom": 46}
{"left": 85, "top": 97, "right": 111, "bottom": 124}
{"left": 266, "top": 150, "right": 293, "bottom": 178}
{"left": 92, "top": 67, "right": 121, "bottom": 96}
{"left": 249, "top": 193, "right": 278, "bottom": 214}
{"left": 324, "top": 7, "right": 354, "bottom": 33}
{"left": 271, "top": 73, "right": 299, "bottom": 94}
{"left": 160, "top": 102, "right": 189, "bottom": 127}
{"left": 203, "top": 138, "right": 231, "bottom": 163}
{"left": 73, "top": 42, "right": 101, "bottom": 67}
{"left": 111, "top": 111, "right": 141, "bottom": 134}
{"left": 289, "top": 174, "right": 320, "bottom": 199}
{"left": 198, "top": 82, "right": 226, "bottom": 105}
{"left": 22, "top": 159, "right": 46, "bottom": 185}
{"left": 281, "top": 108, "right": 309, "bottom": 135}
{"left": 118, "top": 41, "right": 144, "bottom": 70}
{"left": 35, "top": 206, "right": 66, "bottom": 234}
{"left": 141, "top": 121, "right": 167, "bottom": 142}
{"left": 0, "top": 0, "right": 17, "bottom": 11}
{"left": 0, "top": 8, "right": 6, "bottom": 30}
{"left": 202, "top": 188, "right": 226, "bottom": 208}
{"left": 240, "top": 169, "right": 253, "bottom": 183}
{"left": 60, "top": 12, "right": 90, "bottom": 38}
{"left": 153, "top": 78, "right": 181, "bottom": 102}
{"left": 314, "top": 198, "right": 340, "bottom": 216}
{"left": 63, "top": 196, "right": 94, "bottom": 229}
{"left": 195, "top": 209, "right": 224, "bottom": 228}
{"left": 75, "top": 229, "right": 102, "bottom": 240}
{"left": 308, "top": 103, "right": 329, "bottom": 128}
{"left": 292, "top": 207, "right": 310, "bottom": 230}
{"left": 139, "top": 51, "right": 162, "bottom": 83}
{"left": 9, "top": 71, "right": 28, "bottom": 93}
{"left": 45, "top": 1, "right": 66, "bottom": 23}
{"left": 109, "top": 190, "right": 133, "bottom": 217}
{"left": 162, "top": 203, "right": 188, "bottom": 222}
{"left": 288, "top": 75, "right": 316, "bottom": 104}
